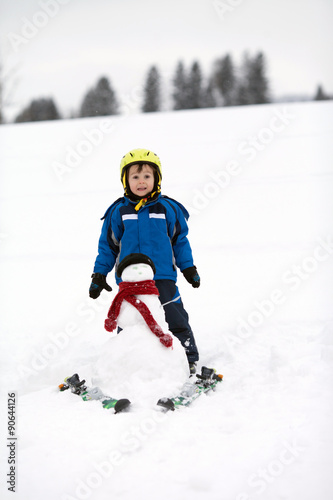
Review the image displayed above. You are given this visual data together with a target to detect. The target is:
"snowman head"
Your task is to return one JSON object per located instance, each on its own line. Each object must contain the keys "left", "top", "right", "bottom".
{"left": 121, "top": 263, "right": 154, "bottom": 282}
{"left": 117, "top": 253, "right": 156, "bottom": 282}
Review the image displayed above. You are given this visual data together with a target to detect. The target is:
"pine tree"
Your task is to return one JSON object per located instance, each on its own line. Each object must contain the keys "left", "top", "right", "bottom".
{"left": 235, "top": 52, "right": 270, "bottom": 105}
{"left": 80, "top": 88, "right": 96, "bottom": 117}
{"left": 142, "top": 66, "right": 161, "bottom": 112}
{"left": 15, "top": 98, "right": 61, "bottom": 122}
{"left": 95, "top": 77, "right": 118, "bottom": 115}
{"left": 213, "top": 54, "right": 236, "bottom": 106}
{"left": 0, "top": 58, "right": 19, "bottom": 124}
{"left": 80, "top": 76, "right": 118, "bottom": 117}
{"left": 234, "top": 52, "right": 252, "bottom": 105}
{"left": 201, "top": 77, "right": 217, "bottom": 109}
{"left": 314, "top": 84, "right": 330, "bottom": 101}
{"left": 172, "top": 61, "right": 189, "bottom": 110}
{"left": 248, "top": 52, "right": 270, "bottom": 104}
{"left": 187, "top": 61, "right": 204, "bottom": 109}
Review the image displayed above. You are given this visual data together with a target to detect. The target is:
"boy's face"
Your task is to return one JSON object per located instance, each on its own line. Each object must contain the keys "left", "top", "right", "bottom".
{"left": 127, "top": 164, "right": 155, "bottom": 197}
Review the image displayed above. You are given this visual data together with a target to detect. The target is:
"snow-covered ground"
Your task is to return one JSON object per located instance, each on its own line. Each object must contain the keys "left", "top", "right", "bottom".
{"left": 0, "top": 100, "right": 333, "bottom": 500}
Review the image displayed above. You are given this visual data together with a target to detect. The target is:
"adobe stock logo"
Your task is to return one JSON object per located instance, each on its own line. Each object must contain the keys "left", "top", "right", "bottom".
{"left": 52, "top": 119, "right": 115, "bottom": 181}
{"left": 224, "top": 236, "right": 333, "bottom": 352}
{"left": 237, "top": 439, "right": 306, "bottom": 499}
{"left": 62, "top": 411, "right": 169, "bottom": 500}
{"left": 7, "top": 0, "right": 72, "bottom": 53}
{"left": 212, "top": 0, "right": 245, "bottom": 21}
{"left": 187, "top": 107, "right": 296, "bottom": 215}
{"left": 237, "top": 107, "right": 296, "bottom": 162}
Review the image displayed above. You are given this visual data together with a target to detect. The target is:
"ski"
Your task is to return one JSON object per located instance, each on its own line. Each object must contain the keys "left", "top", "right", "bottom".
{"left": 157, "top": 366, "right": 223, "bottom": 411}
{"left": 58, "top": 374, "right": 131, "bottom": 414}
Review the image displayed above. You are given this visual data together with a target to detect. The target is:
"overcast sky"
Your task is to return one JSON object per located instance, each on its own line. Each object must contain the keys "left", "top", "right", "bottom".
{"left": 0, "top": 0, "right": 332, "bottom": 120}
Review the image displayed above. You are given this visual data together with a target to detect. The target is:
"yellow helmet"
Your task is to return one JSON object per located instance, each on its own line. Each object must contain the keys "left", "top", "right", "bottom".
{"left": 120, "top": 148, "right": 162, "bottom": 195}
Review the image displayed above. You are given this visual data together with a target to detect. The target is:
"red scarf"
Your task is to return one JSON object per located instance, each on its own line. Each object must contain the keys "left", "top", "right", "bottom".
{"left": 104, "top": 280, "right": 173, "bottom": 348}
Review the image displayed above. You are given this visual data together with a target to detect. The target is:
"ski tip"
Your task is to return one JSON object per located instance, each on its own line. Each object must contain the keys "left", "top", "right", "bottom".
{"left": 157, "top": 397, "right": 175, "bottom": 411}
{"left": 114, "top": 398, "right": 131, "bottom": 414}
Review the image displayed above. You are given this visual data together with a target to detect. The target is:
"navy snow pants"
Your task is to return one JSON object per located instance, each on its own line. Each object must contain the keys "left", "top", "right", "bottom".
{"left": 155, "top": 279, "right": 199, "bottom": 363}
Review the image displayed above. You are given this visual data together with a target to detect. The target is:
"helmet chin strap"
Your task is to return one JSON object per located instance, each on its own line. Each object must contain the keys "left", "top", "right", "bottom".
{"left": 122, "top": 172, "right": 127, "bottom": 192}
{"left": 134, "top": 191, "right": 157, "bottom": 211}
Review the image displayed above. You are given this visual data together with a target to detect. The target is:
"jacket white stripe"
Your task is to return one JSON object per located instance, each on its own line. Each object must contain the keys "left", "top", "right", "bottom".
{"left": 149, "top": 213, "right": 166, "bottom": 219}
{"left": 122, "top": 214, "right": 138, "bottom": 221}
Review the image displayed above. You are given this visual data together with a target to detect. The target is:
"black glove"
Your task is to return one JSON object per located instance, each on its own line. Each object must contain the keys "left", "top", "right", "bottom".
{"left": 89, "top": 273, "right": 112, "bottom": 299}
{"left": 182, "top": 266, "right": 200, "bottom": 288}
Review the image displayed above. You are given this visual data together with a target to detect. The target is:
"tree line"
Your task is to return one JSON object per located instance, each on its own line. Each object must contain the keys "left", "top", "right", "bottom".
{"left": 11, "top": 51, "right": 332, "bottom": 123}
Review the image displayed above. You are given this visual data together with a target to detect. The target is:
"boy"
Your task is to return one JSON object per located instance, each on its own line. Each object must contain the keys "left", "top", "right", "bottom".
{"left": 89, "top": 148, "right": 200, "bottom": 374}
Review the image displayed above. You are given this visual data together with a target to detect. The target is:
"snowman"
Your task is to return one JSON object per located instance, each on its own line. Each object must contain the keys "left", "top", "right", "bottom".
{"left": 93, "top": 253, "right": 189, "bottom": 407}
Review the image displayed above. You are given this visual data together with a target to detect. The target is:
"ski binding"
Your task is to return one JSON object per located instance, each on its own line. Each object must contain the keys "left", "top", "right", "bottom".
{"left": 157, "top": 366, "right": 223, "bottom": 411}
{"left": 58, "top": 374, "right": 130, "bottom": 414}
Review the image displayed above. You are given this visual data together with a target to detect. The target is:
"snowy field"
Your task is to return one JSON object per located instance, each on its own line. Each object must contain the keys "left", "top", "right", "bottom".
{"left": 0, "top": 100, "right": 333, "bottom": 500}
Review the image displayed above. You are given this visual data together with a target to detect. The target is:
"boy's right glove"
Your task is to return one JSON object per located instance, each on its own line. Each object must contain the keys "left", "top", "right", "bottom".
{"left": 182, "top": 266, "right": 201, "bottom": 288}
{"left": 89, "top": 273, "right": 112, "bottom": 299}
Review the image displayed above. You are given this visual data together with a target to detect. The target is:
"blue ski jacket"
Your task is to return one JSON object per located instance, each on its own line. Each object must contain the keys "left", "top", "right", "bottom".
{"left": 93, "top": 194, "right": 194, "bottom": 284}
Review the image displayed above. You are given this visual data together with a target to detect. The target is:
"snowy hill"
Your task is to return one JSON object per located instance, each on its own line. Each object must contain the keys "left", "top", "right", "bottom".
{"left": 0, "top": 101, "right": 333, "bottom": 500}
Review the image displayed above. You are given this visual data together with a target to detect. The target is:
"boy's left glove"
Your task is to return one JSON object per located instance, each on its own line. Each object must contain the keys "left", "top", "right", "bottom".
{"left": 182, "top": 266, "right": 200, "bottom": 288}
{"left": 89, "top": 273, "right": 112, "bottom": 299}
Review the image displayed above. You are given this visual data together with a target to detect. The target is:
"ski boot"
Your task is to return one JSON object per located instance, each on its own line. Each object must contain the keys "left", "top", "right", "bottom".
{"left": 189, "top": 362, "right": 197, "bottom": 376}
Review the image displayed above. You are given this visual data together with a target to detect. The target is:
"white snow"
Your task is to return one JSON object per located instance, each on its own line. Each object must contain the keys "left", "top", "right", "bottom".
{"left": 0, "top": 101, "right": 333, "bottom": 500}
